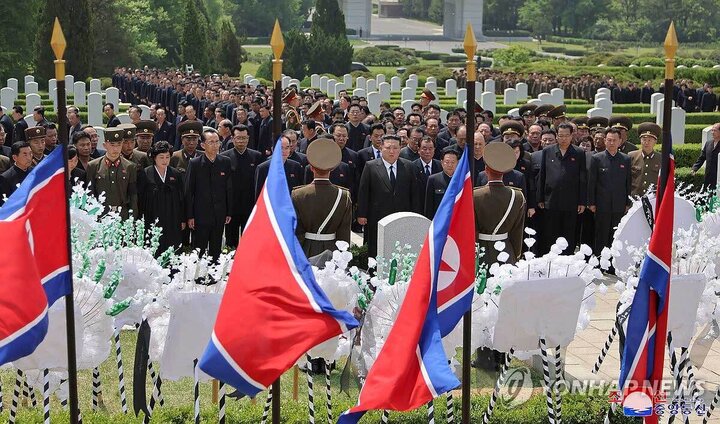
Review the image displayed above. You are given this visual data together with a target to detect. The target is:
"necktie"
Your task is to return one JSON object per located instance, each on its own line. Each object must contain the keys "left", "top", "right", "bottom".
{"left": 389, "top": 165, "right": 396, "bottom": 189}
{"left": 425, "top": 164, "right": 430, "bottom": 177}
{"left": 376, "top": 149, "right": 380, "bottom": 159}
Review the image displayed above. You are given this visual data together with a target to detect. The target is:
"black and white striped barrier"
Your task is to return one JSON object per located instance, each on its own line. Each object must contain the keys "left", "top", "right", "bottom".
{"left": 43, "top": 369, "right": 50, "bottom": 424}
{"left": 482, "top": 348, "right": 514, "bottom": 424}
{"left": 306, "top": 355, "right": 315, "bottom": 424}
{"left": 193, "top": 358, "right": 200, "bottom": 424}
{"left": 92, "top": 367, "right": 102, "bottom": 411}
{"left": 10, "top": 369, "right": 21, "bottom": 424}
{"left": 261, "top": 386, "right": 272, "bottom": 424}
{"left": 540, "top": 338, "right": 557, "bottom": 424}
{"left": 446, "top": 391, "right": 454, "bottom": 423}
{"left": 325, "top": 360, "right": 333, "bottom": 423}
{"left": 554, "top": 345, "right": 563, "bottom": 423}
{"left": 427, "top": 400, "right": 434, "bottom": 423}
{"left": 114, "top": 328, "right": 128, "bottom": 414}
{"left": 592, "top": 321, "right": 619, "bottom": 374}
{"left": 218, "top": 381, "right": 226, "bottom": 424}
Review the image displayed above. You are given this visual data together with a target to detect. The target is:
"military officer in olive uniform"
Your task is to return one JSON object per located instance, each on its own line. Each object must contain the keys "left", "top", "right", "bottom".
{"left": 86, "top": 128, "right": 139, "bottom": 220}
{"left": 133, "top": 120, "right": 156, "bottom": 168}
{"left": 474, "top": 142, "right": 526, "bottom": 267}
{"left": 292, "top": 138, "right": 352, "bottom": 257}
{"left": 629, "top": 122, "right": 661, "bottom": 196}
{"left": 118, "top": 123, "right": 151, "bottom": 168}
{"left": 609, "top": 116, "right": 638, "bottom": 153}
{"left": 170, "top": 121, "right": 202, "bottom": 174}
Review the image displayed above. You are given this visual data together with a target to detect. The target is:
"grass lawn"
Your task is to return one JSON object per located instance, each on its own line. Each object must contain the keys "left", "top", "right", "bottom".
{"left": 0, "top": 330, "right": 629, "bottom": 423}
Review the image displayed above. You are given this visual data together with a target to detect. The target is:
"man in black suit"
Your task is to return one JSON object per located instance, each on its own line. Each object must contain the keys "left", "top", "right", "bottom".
{"left": 357, "top": 134, "right": 421, "bottom": 258}
{"left": 0, "top": 141, "right": 33, "bottom": 205}
{"left": 356, "top": 123, "right": 386, "bottom": 182}
{"left": 255, "top": 104, "right": 274, "bottom": 158}
{"left": 537, "top": 123, "right": 587, "bottom": 254}
{"left": 11, "top": 106, "right": 28, "bottom": 143}
{"left": 220, "top": 124, "right": 263, "bottom": 248}
{"left": 154, "top": 107, "right": 176, "bottom": 147}
{"left": 345, "top": 104, "right": 369, "bottom": 152}
{"left": 104, "top": 103, "right": 122, "bottom": 127}
{"left": 285, "top": 129, "right": 308, "bottom": 167}
{"left": 185, "top": 129, "right": 233, "bottom": 259}
{"left": 588, "top": 127, "right": 632, "bottom": 255}
{"left": 331, "top": 123, "right": 359, "bottom": 196}
{"left": 413, "top": 137, "right": 442, "bottom": 207}
{"left": 400, "top": 127, "right": 423, "bottom": 161}
{"left": 254, "top": 135, "right": 303, "bottom": 198}
{"left": 303, "top": 136, "right": 353, "bottom": 191}
{"left": 0, "top": 106, "right": 14, "bottom": 143}
{"left": 692, "top": 123, "right": 720, "bottom": 189}
{"left": 425, "top": 148, "right": 460, "bottom": 219}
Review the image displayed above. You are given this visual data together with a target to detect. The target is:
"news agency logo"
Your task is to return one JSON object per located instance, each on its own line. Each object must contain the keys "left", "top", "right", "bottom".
{"left": 499, "top": 366, "right": 534, "bottom": 407}
{"left": 609, "top": 390, "right": 707, "bottom": 418}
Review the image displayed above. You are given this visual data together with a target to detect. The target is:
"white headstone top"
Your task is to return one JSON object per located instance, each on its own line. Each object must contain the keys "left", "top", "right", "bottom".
{"left": 515, "top": 82, "right": 528, "bottom": 99}
{"left": 456, "top": 88, "right": 467, "bottom": 107}
{"left": 73, "top": 81, "right": 87, "bottom": 106}
{"left": 352, "top": 88, "right": 366, "bottom": 98}
{"left": 87, "top": 92, "right": 103, "bottom": 126}
{"left": 311, "top": 74, "right": 320, "bottom": 88}
{"left": 366, "top": 79, "right": 377, "bottom": 93}
{"left": 25, "top": 93, "right": 41, "bottom": 113}
{"left": 377, "top": 212, "right": 431, "bottom": 275}
{"left": 378, "top": 82, "right": 391, "bottom": 101}
{"left": 25, "top": 81, "right": 39, "bottom": 95}
{"left": 650, "top": 92, "right": 664, "bottom": 115}
{"left": 24, "top": 75, "right": 35, "bottom": 91}
{"left": 105, "top": 87, "right": 120, "bottom": 110}
{"left": 503, "top": 88, "right": 518, "bottom": 106}
{"left": 405, "top": 78, "right": 418, "bottom": 90}
{"left": 89, "top": 79, "right": 102, "bottom": 93}
{"left": 376, "top": 74, "right": 386, "bottom": 84}
{"left": 7, "top": 78, "right": 18, "bottom": 93}
{"left": 538, "top": 93, "right": 552, "bottom": 104}
{"left": 550, "top": 88, "right": 564, "bottom": 106}
{"left": 401, "top": 99, "right": 415, "bottom": 114}
{"left": 64, "top": 75, "right": 75, "bottom": 90}
{"left": 0, "top": 87, "right": 16, "bottom": 111}
{"left": 139, "top": 104, "right": 151, "bottom": 120}
{"left": 480, "top": 91, "right": 496, "bottom": 115}
{"left": 319, "top": 76, "right": 329, "bottom": 92}
{"left": 483, "top": 79, "right": 495, "bottom": 94}
{"left": 390, "top": 76, "right": 401, "bottom": 92}
{"left": 401, "top": 87, "right": 415, "bottom": 102}
{"left": 356, "top": 76, "right": 367, "bottom": 91}
{"left": 445, "top": 79, "right": 457, "bottom": 97}
{"left": 367, "top": 91, "right": 381, "bottom": 116}
{"left": 343, "top": 74, "right": 352, "bottom": 88}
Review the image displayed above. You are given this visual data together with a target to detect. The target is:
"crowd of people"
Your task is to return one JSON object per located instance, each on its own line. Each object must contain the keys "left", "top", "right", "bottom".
{"left": 0, "top": 66, "right": 719, "bottom": 265}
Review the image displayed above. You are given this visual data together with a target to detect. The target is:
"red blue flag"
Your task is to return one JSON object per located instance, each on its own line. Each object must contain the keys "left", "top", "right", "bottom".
{"left": 0, "top": 146, "right": 71, "bottom": 306}
{"left": 0, "top": 215, "right": 49, "bottom": 365}
{"left": 436, "top": 144, "right": 475, "bottom": 336}
{"left": 337, "top": 147, "right": 470, "bottom": 423}
{"left": 619, "top": 151, "right": 674, "bottom": 422}
{"left": 199, "top": 137, "right": 359, "bottom": 396}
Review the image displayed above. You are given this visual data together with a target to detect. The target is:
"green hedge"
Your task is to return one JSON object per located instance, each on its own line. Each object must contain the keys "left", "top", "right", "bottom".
{"left": 441, "top": 54, "right": 468, "bottom": 63}
{"left": 677, "top": 166, "right": 705, "bottom": 190}
{"left": 484, "top": 29, "right": 532, "bottom": 37}
{"left": 565, "top": 49, "right": 586, "bottom": 57}
{"left": 686, "top": 113, "right": 720, "bottom": 125}
{"left": 417, "top": 51, "right": 444, "bottom": 60}
{"left": 654, "top": 143, "right": 701, "bottom": 168}
{"left": 401, "top": 65, "right": 455, "bottom": 85}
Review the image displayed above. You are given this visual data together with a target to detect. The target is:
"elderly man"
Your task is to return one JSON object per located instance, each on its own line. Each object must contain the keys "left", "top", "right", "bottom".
{"left": 692, "top": 122, "right": 720, "bottom": 189}
{"left": 424, "top": 147, "right": 460, "bottom": 219}
{"left": 629, "top": 122, "right": 662, "bottom": 196}
{"left": 0, "top": 141, "right": 33, "bottom": 204}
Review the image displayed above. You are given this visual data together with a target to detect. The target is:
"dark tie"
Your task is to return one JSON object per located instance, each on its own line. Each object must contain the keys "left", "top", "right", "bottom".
{"left": 376, "top": 149, "right": 380, "bottom": 159}
{"left": 389, "top": 165, "right": 396, "bottom": 189}
{"left": 425, "top": 164, "right": 430, "bottom": 177}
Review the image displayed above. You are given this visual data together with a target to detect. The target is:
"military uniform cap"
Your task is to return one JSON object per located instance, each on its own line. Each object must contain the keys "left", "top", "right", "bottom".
{"left": 283, "top": 90, "right": 298, "bottom": 103}
{"left": 547, "top": 105, "right": 567, "bottom": 119}
{"left": 421, "top": 89, "right": 436, "bottom": 101}
{"left": 178, "top": 120, "right": 203, "bottom": 138}
{"left": 307, "top": 101, "right": 324, "bottom": 120}
{"left": 25, "top": 126, "right": 46, "bottom": 141}
{"left": 117, "top": 123, "right": 136, "bottom": 139}
{"left": 587, "top": 116, "right": 609, "bottom": 130}
{"left": 637, "top": 122, "right": 661, "bottom": 140}
{"left": 518, "top": 104, "right": 538, "bottom": 117}
{"left": 571, "top": 116, "right": 589, "bottom": 129}
{"left": 484, "top": 141, "right": 516, "bottom": 174}
{"left": 104, "top": 128, "right": 124, "bottom": 143}
{"left": 609, "top": 116, "right": 633, "bottom": 131}
{"left": 306, "top": 138, "right": 341, "bottom": 171}
{"left": 534, "top": 104, "right": 554, "bottom": 118}
{"left": 135, "top": 120, "right": 158, "bottom": 135}
{"left": 499, "top": 121, "right": 525, "bottom": 137}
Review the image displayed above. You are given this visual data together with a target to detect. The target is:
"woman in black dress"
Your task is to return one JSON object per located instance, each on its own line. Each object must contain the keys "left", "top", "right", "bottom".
{"left": 138, "top": 141, "right": 185, "bottom": 255}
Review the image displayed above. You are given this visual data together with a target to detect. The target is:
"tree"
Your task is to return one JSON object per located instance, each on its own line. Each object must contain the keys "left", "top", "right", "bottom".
{"left": 282, "top": 29, "right": 310, "bottom": 80}
{"left": 518, "top": 0, "right": 553, "bottom": 41}
{"left": 181, "top": 0, "right": 210, "bottom": 73}
{"left": 35, "top": 0, "right": 93, "bottom": 81}
{"left": 308, "top": 0, "right": 352, "bottom": 75}
{"left": 311, "top": 0, "right": 347, "bottom": 37}
{"left": 216, "top": 17, "right": 245, "bottom": 75}
{"left": 428, "top": 0, "right": 444, "bottom": 24}
{"left": 0, "top": 0, "right": 40, "bottom": 82}
{"left": 229, "top": 0, "right": 307, "bottom": 37}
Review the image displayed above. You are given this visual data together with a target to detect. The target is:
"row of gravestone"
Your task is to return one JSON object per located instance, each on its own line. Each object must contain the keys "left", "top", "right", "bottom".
{"left": 1, "top": 75, "right": 114, "bottom": 114}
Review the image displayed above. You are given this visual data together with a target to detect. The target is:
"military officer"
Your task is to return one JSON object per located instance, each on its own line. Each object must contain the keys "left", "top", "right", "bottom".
{"left": 519, "top": 104, "right": 538, "bottom": 129}
{"left": 629, "top": 122, "right": 661, "bottom": 196}
{"left": 86, "top": 128, "right": 139, "bottom": 220}
{"left": 418, "top": 89, "right": 435, "bottom": 108}
{"left": 474, "top": 142, "right": 526, "bottom": 267}
{"left": 588, "top": 127, "right": 632, "bottom": 255}
{"left": 26, "top": 126, "right": 47, "bottom": 166}
{"left": 533, "top": 104, "right": 554, "bottom": 122}
{"left": 608, "top": 116, "right": 638, "bottom": 153}
{"left": 118, "top": 123, "right": 150, "bottom": 168}
{"left": 134, "top": 120, "right": 157, "bottom": 158}
{"left": 292, "top": 137, "right": 352, "bottom": 257}
{"left": 547, "top": 105, "right": 568, "bottom": 128}
{"left": 587, "top": 116, "right": 609, "bottom": 135}
{"left": 170, "top": 121, "right": 202, "bottom": 174}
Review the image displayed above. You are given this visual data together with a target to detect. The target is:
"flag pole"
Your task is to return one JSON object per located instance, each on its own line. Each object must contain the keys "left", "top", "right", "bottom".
{"left": 461, "top": 22, "right": 477, "bottom": 424}
{"left": 270, "top": 19, "right": 285, "bottom": 424}
{"left": 658, "top": 22, "right": 677, "bottom": 207}
{"left": 51, "top": 18, "right": 80, "bottom": 424}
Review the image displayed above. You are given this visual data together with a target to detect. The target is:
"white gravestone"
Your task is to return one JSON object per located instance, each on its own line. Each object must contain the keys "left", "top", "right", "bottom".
{"left": 445, "top": 79, "right": 457, "bottom": 97}
{"left": 670, "top": 107, "right": 686, "bottom": 144}
{"left": 587, "top": 107, "right": 610, "bottom": 119}
{"left": 367, "top": 92, "right": 381, "bottom": 116}
{"left": 405, "top": 78, "right": 418, "bottom": 90}
{"left": 480, "top": 91, "right": 496, "bottom": 115}
{"left": 378, "top": 82, "right": 391, "bottom": 101}
{"left": 515, "top": 82, "right": 528, "bottom": 99}
{"left": 25, "top": 93, "right": 41, "bottom": 113}
{"left": 343, "top": 74, "right": 352, "bottom": 88}
{"left": 89, "top": 79, "right": 102, "bottom": 93}
{"left": 377, "top": 212, "right": 431, "bottom": 275}
{"left": 390, "top": 76, "right": 401, "bottom": 92}
{"left": 24, "top": 75, "right": 34, "bottom": 91}
{"left": 356, "top": 76, "right": 367, "bottom": 92}
{"left": 408, "top": 74, "right": 418, "bottom": 81}
{"left": 650, "top": 92, "right": 664, "bottom": 115}
{"left": 550, "top": 88, "right": 564, "bottom": 105}
{"left": 353, "top": 88, "right": 366, "bottom": 98}
{"left": 401, "top": 87, "right": 415, "bottom": 102}
{"left": 95, "top": 127, "right": 106, "bottom": 144}
{"left": 483, "top": 79, "right": 495, "bottom": 94}
{"left": 116, "top": 113, "right": 131, "bottom": 124}
{"left": 244, "top": 75, "right": 252, "bottom": 84}
{"left": 366, "top": 79, "right": 377, "bottom": 93}
{"left": 105, "top": 87, "right": 120, "bottom": 110}
{"left": 0, "top": 87, "right": 16, "bottom": 111}
{"left": 48, "top": 79, "right": 57, "bottom": 102}
{"left": 334, "top": 83, "right": 345, "bottom": 97}
{"left": 281, "top": 76, "right": 291, "bottom": 90}
{"left": 311, "top": 74, "right": 320, "bottom": 88}
{"left": 289, "top": 79, "right": 301, "bottom": 89}
{"left": 503, "top": 88, "right": 518, "bottom": 105}
{"left": 51, "top": 88, "right": 58, "bottom": 111}
{"left": 376, "top": 74, "right": 385, "bottom": 84}
{"left": 424, "top": 80, "right": 437, "bottom": 95}
{"left": 87, "top": 92, "right": 103, "bottom": 126}
{"left": 327, "top": 79, "right": 337, "bottom": 98}
{"left": 474, "top": 82, "right": 483, "bottom": 102}
{"left": 25, "top": 81, "right": 39, "bottom": 95}
{"left": 320, "top": 76, "right": 329, "bottom": 92}
{"left": 249, "top": 79, "right": 260, "bottom": 88}
{"left": 73, "top": 81, "right": 87, "bottom": 106}
{"left": 401, "top": 99, "right": 415, "bottom": 114}
{"left": 703, "top": 126, "right": 714, "bottom": 145}
{"left": 654, "top": 99, "right": 676, "bottom": 125}
{"left": 538, "top": 92, "right": 553, "bottom": 104}
{"left": 139, "top": 104, "right": 151, "bottom": 120}
{"left": 594, "top": 98, "right": 612, "bottom": 116}
{"left": 596, "top": 87, "right": 611, "bottom": 98}
{"left": 440, "top": 109, "right": 448, "bottom": 122}
{"left": 426, "top": 76, "right": 436, "bottom": 85}
{"left": 64, "top": 75, "right": 74, "bottom": 90}
{"left": 7, "top": 78, "right": 18, "bottom": 93}
{"left": 24, "top": 114, "right": 34, "bottom": 128}
{"left": 456, "top": 88, "right": 467, "bottom": 107}
{"left": 527, "top": 99, "right": 542, "bottom": 106}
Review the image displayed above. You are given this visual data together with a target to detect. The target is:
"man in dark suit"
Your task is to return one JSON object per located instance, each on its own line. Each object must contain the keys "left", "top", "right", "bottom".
{"left": 255, "top": 104, "right": 274, "bottom": 158}
{"left": 185, "top": 129, "right": 233, "bottom": 259}
{"left": 0, "top": 141, "right": 33, "bottom": 205}
{"left": 154, "top": 107, "right": 175, "bottom": 147}
{"left": 104, "top": 103, "right": 122, "bottom": 127}
{"left": 345, "top": 104, "right": 369, "bottom": 152}
{"left": 588, "top": 127, "right": 632, "bottom": 255}
{"left": 356, "top": 123, "right": 386, "bottom": 182}
{"left": 692, "top": 123, "right": 720, "bottom": 189}
{"left": 0, "top": 106, "right": 13, "bottom": 143}
{"left": 220, "top": 124, "right": 263, "bottom": 248}
{"left": 424, "top": 148, "right": 459, "bottom": 219}
{"left": 413, "top": 137, "right": 442, "bottom": 207}
{"left": 285, "top": 129, "right": 308, "bottom": 167}
{"left": 330, "top": 123, "right": 359, "bottom": 198}
{"left": 254, "top": 135, "right": 303, "bottom": 198}
{"left": 11, "top": 106, "right": 28, "bottom": 143}
{"left": 357, "top": 134, "right": 421, "bottom": 258}
{"left": 537, "top": 123, "right": 587, "bottom": 254}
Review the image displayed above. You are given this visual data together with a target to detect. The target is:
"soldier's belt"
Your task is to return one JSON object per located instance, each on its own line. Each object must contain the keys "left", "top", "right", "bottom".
{"left": 477, "top": 232, "right": 508, "bottom": 241}
{"left": 304, "top": 232, "right": 336, "bottom": 241}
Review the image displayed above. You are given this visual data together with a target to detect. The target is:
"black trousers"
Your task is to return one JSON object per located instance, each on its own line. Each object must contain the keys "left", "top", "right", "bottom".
{"left": 543, "top": 209, "right": 578, "bottom": 255}
{"left": 193, "top": 223, "right": 225, "bottom": 259}
{"left": 593, "top": 211, "right": 624, "bottom": 256}
{"left": 225, "top": 212, "right": 250, "bottom": 249}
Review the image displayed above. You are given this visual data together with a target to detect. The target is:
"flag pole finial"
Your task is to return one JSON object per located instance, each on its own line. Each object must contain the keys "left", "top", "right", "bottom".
{"left": 663, "top": 22, "right": 678, "bottom": 80}
{"left": 51, "top": 18, "right": 67, "bottom": 80}
{"left": 270, "top": 20, "right": 284, "bottom": 82}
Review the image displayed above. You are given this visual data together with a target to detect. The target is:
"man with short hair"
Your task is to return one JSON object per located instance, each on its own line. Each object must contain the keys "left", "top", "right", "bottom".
{"left": 424, "top": 117, "right": 446, "bottom": 159}
{"left": 33, "top": 106, "right": 49, "bottom": 127}
{"left": 0, "top": 141, "right": 33, "bottom": 204}
{"left": 154, "top": 107, "right": 175, "bottom": 148}
{"left": 67, "top": 106, "right": 83, "bottom": 138}
{"left": 437, "top": 111, "right": 461, "bottom": 145}
{"left": 86, "top": 128, "right": 139, "bottom": 220}
{"left": 629, "top": 122, "right": 661, "bottom": 196}
{"left": 691, "top": 122, "right": 720, "bottom": 189}
{"left": 345, "top": 104, "right": 369, "bottom": 152}
{"left": 254, "top": 135, "right": 303, "bottom": 198}
{"left": 104, "top": 103, "right": 121, "bottom": 127}
{"left": 524, "top": 124, "right": 543, "bottom": 153}
{"left": 413, "top": 137, "right": 441, "bottom": 206}
{"left": 400, "top": 127, "right": 423, "bottom": 161}
{"left": 217, "top": 119, "right": 233, "bottom": 150}
{"left": 72, "top": 131, "right": 93, "bottom": 171}
{"left": 83, "top": 126, "right": 104, "bottom": 159}
{"left": 11, "top": 106, "right": 28, "bottom": 143}
{"left": 357, "top": 135, "right": 421, "bottom": 257}
{"left": 128, "top": 106, "right": 142, "bottom": 124}
{"left": 171, "top": 121, "right": 202, "bottom": 174}
{"left": 255, "top": 104, "right": 274, "bottom": 157}
{"left": 424, "top": 148, "right": 460, "bottom": 219}
{"left": 185, "top": 129, "right": 233, "bottom": 259}
{"left": 43, "top": 123, "right": 58, "bottom": 154}
{"left": 25, "top": 126, "right": 46, "bottom": 166}
{"left": 285, "top": 129, "right": 308, "bottom": 167}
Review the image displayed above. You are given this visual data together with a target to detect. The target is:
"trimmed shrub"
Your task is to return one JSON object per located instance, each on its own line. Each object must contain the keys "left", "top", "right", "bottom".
{"left": 686, "top": 113, "right": 720, "bottom": 125}
{"left": 441, "top": 54, "right": 467, "bottom": 63}
{"left": 400, "top": 65, "right": 454, "bottom": 85}
{"left": 417, "top": 51, "right": 444, "bottom": 60}
{"left": 442, "top": 62, "right": 466, "bottom": 68}
{"left": 658, "top": 144, "right": 701, "bottom": 168}
{"left": 541, "top": 46, "right": 566, "bottom": 53}
{"left": 564, "top": 49, "right": 586, "bottom": 57}
{"left": 353, "top": 46, "right": 419, "bottom": 66}
{"left": 677, "top": 166, "right": 705, "bottom": 190}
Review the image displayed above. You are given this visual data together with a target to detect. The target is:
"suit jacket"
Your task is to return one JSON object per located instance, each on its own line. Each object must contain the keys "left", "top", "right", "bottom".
{"left": 0, "top": 165, "right": 29, "bottom": 205}
{"left": 399, "top": 146, "right": 420, "bottom": 161}
{"left": 356, "top": 146, "right": 381, "bottom": 183}
{"left": 154, "top": 120, "right": 176, "bottom": 146}
{"left": 107, "top": 115, "right": 121, "bottom": 127}
{"left": 12, "top": 119, "right": 28, "bottom": 143}
{"left": 303, "top": 162, "right": 353, "bottom": 191}
{"left": 537, "top": 144, "right": 587, "bottom": 211}
{"left": 412, "top": 158, "right": 442, "bottom": 206}
{"left": 588, "top": 150, "right": 632, "bottom": 213}
{"left": 476, "top": 169, "right": 527, "bottom": 199}
{"left": 254, "top": 158, "right": 303, "bottom": 199}
{"left": 219, "top": 147, "right": 263, "bottom": 219}
{"left": 86, "top": 156, "right": 139, "bottom": 219}
{"left": 424, "top": 171, "right": 451, "bottom": 219}
{"left": 256, "top": 117, "right": 274, "bottom": 156}
{"left": 692, "top": 139, "right": 720, "bottom": 188}
{"left": 0, "top": 152, "right": 10, "bottom": 172}
{"left": 289, "top": 151, "right": 308, "bottom": 167}
{"left": 184, "top": 154, "right": 233, "bottom": 227}
{"left": 292, "top": 179, "right": 352, "bottom": 257}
